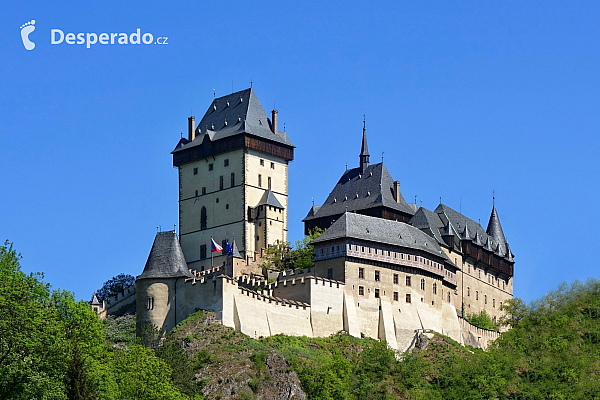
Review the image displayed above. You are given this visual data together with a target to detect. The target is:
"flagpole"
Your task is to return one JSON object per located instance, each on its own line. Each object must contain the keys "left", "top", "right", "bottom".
{"left": 211, "top": 236, "right": 214, "bottom": 269}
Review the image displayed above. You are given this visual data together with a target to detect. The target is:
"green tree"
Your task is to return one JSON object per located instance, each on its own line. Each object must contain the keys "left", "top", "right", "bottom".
{"left": 96, "top": 273, "right": 135, "bottom": 302}
{"left": 114, "top": 344, "right": 184, "bottom": 400}
{"left": 259, "top": 228, "right": 324, "bottom": 271}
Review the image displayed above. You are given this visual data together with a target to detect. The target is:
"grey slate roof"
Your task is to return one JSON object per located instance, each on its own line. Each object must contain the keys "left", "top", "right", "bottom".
{"left": 312, "top": 212, "right": 452, "bottom": 263}
{"left": 137, "top": 231, "right": 194, "bottom": 280}
{"left": 302, "top": 162, "right": 415, "bottom": 221}
{"left": 173, "top": 88, "right": 293, "bottom": 154}
{"left": 411, "top": 203, "right": 513, "bottom": 260}
{"left": 231, "top": 239, "right": 242, "bottom": 259}
{"left": 259, "top": 189, "right": 284, "bottom": 209}
{"left": 486, "top": 205, "right": 507, "bottom": 249}
{"left": 90, "top": 293, "right": 101, "bottom": 306}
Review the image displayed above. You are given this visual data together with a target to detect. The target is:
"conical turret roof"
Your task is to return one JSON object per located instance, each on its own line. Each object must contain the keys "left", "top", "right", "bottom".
{"left": 486, "top": 205, "right": 507, "bottom": 248}
{"left": 138, "top": 231, "right": 193, "bottom": 280}
{"left": 90, "top": 293, "right": 101, "bottom": 306}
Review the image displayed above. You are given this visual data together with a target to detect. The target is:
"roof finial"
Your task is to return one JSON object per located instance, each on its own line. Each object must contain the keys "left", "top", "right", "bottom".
{"left": 345, "top": 161, "right": 347, "bottom": 171}
{"left": 250, "top": 78, "right": 253, "bottom": 88}
{"left": 213, "top": 89, "right": 216, "bottom": 99}
{"left": 382, "top": 152, "right": 384, "bottom": 163}
{"left": 312, "top": 197, "right": 314, "bottom": 207}
{"left": 440, "top": 196, "right": 442, "bottom": 204}
{"left": 493, "top": 190, "right": 495, "bottom": 207}
{"left": 283, "top": 122, "right": 286, "bottom": 132}
{"left": 415, "top": 195, "right": 417, "bottom": 205}
{"left": 360, "top": 115, "right": 370, "bottom": 171}
{"left": 180, "top": 130, "right": 183, "bottom": 138}
{"left": 363, "top": 114, "right": 366, "bottom": 132}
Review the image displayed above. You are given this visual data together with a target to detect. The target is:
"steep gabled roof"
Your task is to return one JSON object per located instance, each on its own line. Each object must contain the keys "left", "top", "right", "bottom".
{"left": 90, "top": 293, "right": 101, "bottom": 306}
{"left": 303, "top": 163, "right": 415, "bottom": 221}
{"left": 172, "top": 88, "right": 294, "bottom": 154}
{"left": 138, "top": 231, "right": 193, "bottom": 280}
{"left": 410, "top": 207, "right": 446, "bottom": 244}
{"left": 258, "top": 189, "right": 284, "bottom": 209}
{"left": 312, "top": 212, "right": 452, "bottom": 263}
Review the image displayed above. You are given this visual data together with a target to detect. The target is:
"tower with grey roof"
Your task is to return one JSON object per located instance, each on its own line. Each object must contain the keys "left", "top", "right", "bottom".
{"left": 172, "top": 88, "right": 294, "bottom": 271}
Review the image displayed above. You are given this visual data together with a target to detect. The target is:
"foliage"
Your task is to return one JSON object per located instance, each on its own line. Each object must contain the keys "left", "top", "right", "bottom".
{"left": 95, "top": 273, "right": 135, "bottom": 302}
{"left": 464, "top": 309, "right": 498, "bottom": 331}
{"left": 104, "top": 314, "right": 137, "bottom": 349}
{"left": 155, "top": 339, "right": 206, "bottom": 397}
{"left": 0, "top": 241, "right": 188, "bottom": 400}
{"left": 259, "top": 228, "right": 324, "bottom": 271}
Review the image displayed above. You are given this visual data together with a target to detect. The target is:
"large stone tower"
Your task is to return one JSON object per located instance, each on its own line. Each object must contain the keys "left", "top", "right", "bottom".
{"left": 172, "top": 89, "right": 294, "bottom": 271}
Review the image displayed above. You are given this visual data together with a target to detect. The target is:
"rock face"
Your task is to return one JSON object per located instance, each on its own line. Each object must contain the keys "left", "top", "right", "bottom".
{"left": 169, "top": 310, "right": 306, "bottom": 400}
{"left": 261, "top": 352, "right": 306, "bottom": 400}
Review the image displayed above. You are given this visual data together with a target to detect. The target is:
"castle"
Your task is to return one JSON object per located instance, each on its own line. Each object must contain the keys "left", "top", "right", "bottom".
{"left": 135, "top": 88, "right": 514, "bottom": 351}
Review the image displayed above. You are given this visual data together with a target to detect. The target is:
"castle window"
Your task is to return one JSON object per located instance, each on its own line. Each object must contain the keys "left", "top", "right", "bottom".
{"left": 468, "top": 265, "right": 471, "bottom": 273}
{"left": 393, "top": 292, "right": 398, "bottom": 301}
{"left": 219, "top": 175, "right": 224, "bottom": 190}
{"left": 420, "top": 278, "right": 425, "bottom": 291}
{"left": 406, "top": 294, "right": 411, "bottom": 303}
{"left": 195, "top": 190, "right": 198, "bottom": 197}
{"left": 231, "top": 173, "right": 235, "bottom": 187}
{"left": 479, "top": 271, "right": 481, "bottom": 279}
{"left": 359, "top": 286, "right": 364, "bottom": 296}
{"left": 406, "top": 276, "right": 411, "bottom": 287}
{"left": 493, "top": 299, "right": 496, "bottom": 308}
{"left": 216, "top": 198, "right": 219, "bottom": 203}
{"left": 485, "top": 295, "right": 487, "bottom": 304}
{"left": 375, "top": 288, "right": 380, "bottom": 298}
{"left": 268, "top": 177, "right": 272, "bottom": 189}
{"left": 433, "top": 282, "right": 437, "bottom": 295}
{"left": 258, "top": 174, "right": 262, "bottom": 187}
{"left": 393, "top": 273, "right": 398, "bottom": 284}
{"left": 260, "top": 159, "right": 264, "bottom": 166}
{"left": 200, "top": 207, "right": 207, "bottom": 230}
{"left": 476, "top": 291, "right": 479, "bottom": 300}
{"left": 226, "top": 204, "right": 229, "bottom": 209}
{"left": 208, "top": 163, "right": 213, "bottom": 171}
{"left": 359, "top": 268, "right": 364, "bottom": 279}
{"left": 270, "top": 162, "right": 275, "bottom": 169}
{"left": 147, "top": 297, "right": 154, "bottom": 310}
{"left": 224, "top": 159, "right": 229, "bottom": 167}
{"left": 327, "top": 268, "right": 333, "bottom": 279}
{"left": 448, "top": 292, "right": 451, "bottom": 302}
{"left": 200, "top": 245, "right": 207, "bottom": 259}
{"left": 467, "top": 287, "right": 470, "bottom": 297}
{"left": 375, "top": 270, "right": 380, "bottom": 282}
{"left": 202, "top": 187, "right": 206, "bottom": 195}
{"left": 193, "top": 167, "right": 198, "bottom": 175}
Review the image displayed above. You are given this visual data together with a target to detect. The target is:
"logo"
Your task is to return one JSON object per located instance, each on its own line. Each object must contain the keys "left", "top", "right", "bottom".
{"left": 20, "top": 20, "right": 35, "bottom": 50}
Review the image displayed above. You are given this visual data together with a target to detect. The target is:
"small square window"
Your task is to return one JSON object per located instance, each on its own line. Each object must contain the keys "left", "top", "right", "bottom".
{"left": 193, "top": 167, "right": 198, "bottom": 175}
{"left": 359, "top": 286, "right": 364, "bottom": 296}
{"left": 375, "top": 288, "right": 380, "bottom": 298}
{"left": 224, "top": 159, "right": 229, "bottom": 167}
{"left": 208, "top": 163, "right": 213, "bottom": 171}
{"left": 393, "top": 292, "right": 398, "bottom": 301}
{"left": 406, "top": 294, "right": 411, "bottom": 303}
{"left": 260, "top": 159, "right": 264, "bottom": 166}
{"left": 270, "top": 162, "right": 275, "bottom": 169}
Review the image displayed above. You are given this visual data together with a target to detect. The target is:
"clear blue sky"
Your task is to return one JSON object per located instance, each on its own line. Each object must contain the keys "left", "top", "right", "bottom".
{"left": 2, "top": 1, "right": 599, "bottom": 304}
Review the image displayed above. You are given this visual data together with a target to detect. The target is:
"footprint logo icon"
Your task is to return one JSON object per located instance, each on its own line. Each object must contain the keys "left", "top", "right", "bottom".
{"left": 20, "top": 20, "right": 36, "bottom": 50}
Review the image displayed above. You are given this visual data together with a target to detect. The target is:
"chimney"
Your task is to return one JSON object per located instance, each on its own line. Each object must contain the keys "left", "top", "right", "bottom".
{"left": 271, "top": 109, "right": 278, "bottom": 134}
{"left": 393, "top": 181, "right": 400, "bottom": 202}
{"left": 188, "top": 116, "right": 196, "bottom": 141}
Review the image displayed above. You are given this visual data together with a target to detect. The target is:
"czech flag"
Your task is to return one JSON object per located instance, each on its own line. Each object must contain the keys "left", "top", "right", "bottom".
{"left": 211, "top": 237, "right": 222, "bottom": 253}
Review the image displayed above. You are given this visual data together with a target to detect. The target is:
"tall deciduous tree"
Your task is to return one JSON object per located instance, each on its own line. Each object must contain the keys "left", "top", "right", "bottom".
{"left": 96, "top": 273, "right": 135, "bottom": 302}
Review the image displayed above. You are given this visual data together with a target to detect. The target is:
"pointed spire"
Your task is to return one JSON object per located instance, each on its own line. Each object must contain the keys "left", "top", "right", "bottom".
{"left": 474, "top": 230, "right": 483, "bottom": 246}
{"left": 90, "top": 293, "right": 101, "bottom": 306}
{"left": 485, "top": 237, "right": 493, "bottom": 251}
{"left": 230, "top": 239, "right": 242, "bottom": 259}
{"left": 486, "top": 204, "right": 507, "bottom": 248}
{"left": 505, "top": 242, "right": 514, "bottom": 262}
{"left": 462, "top": 223, "right": 471, "bottom": 241}
{"left": 360, "top": 115, "right": 369, "bottom": 171}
